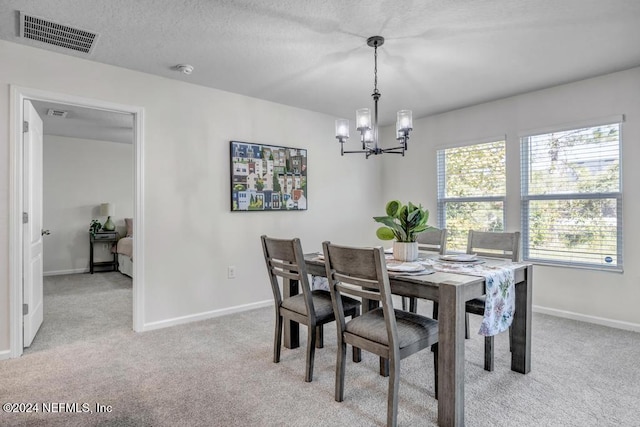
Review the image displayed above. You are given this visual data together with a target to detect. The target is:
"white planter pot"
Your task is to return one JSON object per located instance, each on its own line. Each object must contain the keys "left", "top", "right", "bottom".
{"left": 393, "top": 241, "right": 419, "bottom": 262}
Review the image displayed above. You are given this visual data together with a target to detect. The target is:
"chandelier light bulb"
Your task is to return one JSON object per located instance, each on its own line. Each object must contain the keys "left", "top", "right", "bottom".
{"left": 397, "top": 110, "right": 413, "bottom": 131}
{"left": 363, "top": 129, "right": 374, "bottom": 144}
{"left": 356, "top": 108, "right": 372, "bottom": 131}
{"left": 335, "top": 119, "right": 350, "bottom": 140}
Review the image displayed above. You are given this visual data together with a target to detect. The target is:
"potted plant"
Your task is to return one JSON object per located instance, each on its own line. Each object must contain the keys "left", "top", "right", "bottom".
{"left": 373, "top": 200, "right": 432, "bottom": 261}
{"left": 89, "top": 219, "right": 102, "bottom": 237}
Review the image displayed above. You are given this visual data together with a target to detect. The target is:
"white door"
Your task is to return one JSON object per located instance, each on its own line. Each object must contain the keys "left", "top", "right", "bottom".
{"left": 23, "top": 100, "right": 44, "bottom": 347}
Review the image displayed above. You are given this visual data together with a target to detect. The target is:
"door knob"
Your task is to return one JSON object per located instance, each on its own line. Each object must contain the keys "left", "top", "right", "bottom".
{"left": 41, "top": 229, "right": 51, "bottom": 236}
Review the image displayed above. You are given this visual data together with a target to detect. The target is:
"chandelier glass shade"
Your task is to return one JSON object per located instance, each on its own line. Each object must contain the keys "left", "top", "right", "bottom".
{"left": 335, "top": 36, "right": 413, "bottom": 159}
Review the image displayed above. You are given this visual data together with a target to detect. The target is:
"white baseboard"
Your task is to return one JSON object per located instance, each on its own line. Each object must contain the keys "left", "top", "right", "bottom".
{"left": 44, "top": 268, "right": 88, "bottom": 276}
{"left": 142, "top": 300, "right": 273, "bottom": 332}
{"left": 533, "top": 305, "right": 640, "bottom": 333}
{"left": 0, "top": 349, "right": 11, "bottom": 360}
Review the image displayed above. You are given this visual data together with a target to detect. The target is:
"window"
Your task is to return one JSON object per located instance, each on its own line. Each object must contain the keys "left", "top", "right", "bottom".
{"left": 437, "top": 140, "right": 506, "bottom": 251}
{"left": 520, "top": 120, "right": 622, "bottom": 270}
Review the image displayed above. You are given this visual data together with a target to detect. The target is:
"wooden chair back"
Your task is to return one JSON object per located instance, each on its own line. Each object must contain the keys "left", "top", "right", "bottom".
{"left": 416, "top": 228, "right": 447, "bottom": 254}
{"left": 261, "top": 235, "right": 314, "bottom": 319}
{"left": 322, "top": 241, "right": 399, "bottom": 353}
{"left": 322, "top": 241, "right": 440, "bottom": 425}
{"left": 466, "top": 230, "right": 521, "bottom": 261}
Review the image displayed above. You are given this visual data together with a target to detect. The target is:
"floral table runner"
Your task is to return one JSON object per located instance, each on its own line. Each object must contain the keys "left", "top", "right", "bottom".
{"left": 309, "top": 253, "right": 521, "bottom": 337}
{"left": 421, "top": 258, "right": 520, "bottom": 337}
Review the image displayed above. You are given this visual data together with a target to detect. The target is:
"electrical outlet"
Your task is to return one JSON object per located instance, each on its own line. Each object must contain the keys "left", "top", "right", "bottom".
{"left": 227, "top": 266, "right": 236, "bottom": 279}
{"left": 103, "top": 243, "right": 109, "bottom": 250}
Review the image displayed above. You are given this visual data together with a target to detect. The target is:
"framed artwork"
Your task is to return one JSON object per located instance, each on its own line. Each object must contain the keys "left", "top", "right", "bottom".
{"left": 230, "top": 140, "right": 307, "bottom": 211}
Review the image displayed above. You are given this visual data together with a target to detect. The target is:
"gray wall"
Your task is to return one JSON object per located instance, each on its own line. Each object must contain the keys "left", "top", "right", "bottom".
{"left": 0, "top": 40, "right": 383, "bottom": 354}
{"left": 43, "top": 135, "right": 133, "bottom": 274}
{"left": 2, "top": 38, "right": 639, "bottom": 357}
{"left": 381, "top": 67, "right": 640, "bottom": 330}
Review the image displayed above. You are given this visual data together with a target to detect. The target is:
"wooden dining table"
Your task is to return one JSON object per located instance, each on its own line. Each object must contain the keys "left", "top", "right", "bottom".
{"left": 282, "top": 252, "right": 532, "bottom": 427}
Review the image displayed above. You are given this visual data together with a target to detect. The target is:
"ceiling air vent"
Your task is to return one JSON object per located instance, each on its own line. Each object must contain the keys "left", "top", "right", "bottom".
{"left": 19, "top": 11, "right": 98, "bottom": 54}
{"left": 47, "top": 109, "right": 68, "bottom": 118}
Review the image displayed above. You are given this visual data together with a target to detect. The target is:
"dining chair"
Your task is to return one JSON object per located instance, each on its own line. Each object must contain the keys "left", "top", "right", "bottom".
{"left": 403, "top": 228, "right": 447, "bottom": 312}
{"left": 261, "top": 235, "right": 361, "bottom": 382}
{"left": 322, "top": 241, "right": 439, "bottom": 427}
{"left": 464, "top": 230, "right": 520, "bottom": 371}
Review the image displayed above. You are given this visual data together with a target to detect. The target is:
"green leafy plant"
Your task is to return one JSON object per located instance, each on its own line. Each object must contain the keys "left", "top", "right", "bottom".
{"left": 373, "top": 200, "right": 431, "bottom": 242}
{"left": 89, "top": 219, "right": 102, "bottom": 236}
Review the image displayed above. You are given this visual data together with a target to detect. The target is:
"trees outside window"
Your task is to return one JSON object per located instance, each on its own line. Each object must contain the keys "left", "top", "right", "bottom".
{"left": 436, "top": 120, "right": 623, "bottom": 271}
{"left": 521, "top": 122, "right": 622, "bottom": 269}
{"left": 437, "top": 140, "right": 506, "bottom": 251}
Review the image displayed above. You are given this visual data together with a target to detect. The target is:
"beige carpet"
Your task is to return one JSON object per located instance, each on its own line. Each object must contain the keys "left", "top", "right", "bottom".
{"left": 24, "top": 272, "right": 133, "bottom": 354}
{"left": 1, "top": 272, "right": 639, "bottom": 426}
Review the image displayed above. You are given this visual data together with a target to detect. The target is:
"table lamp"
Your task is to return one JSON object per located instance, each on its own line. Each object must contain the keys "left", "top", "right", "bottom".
{"left": 100, "top": 203, "right": 115, "bottom": 231}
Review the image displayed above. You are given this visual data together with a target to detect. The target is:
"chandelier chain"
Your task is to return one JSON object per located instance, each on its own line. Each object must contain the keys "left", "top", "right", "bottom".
{"left": 373, "top": 43, "right": 378, "bottom": 94}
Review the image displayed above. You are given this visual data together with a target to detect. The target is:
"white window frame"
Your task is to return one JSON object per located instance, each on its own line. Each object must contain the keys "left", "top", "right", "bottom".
{"left": 519, "top": 116, "right": 624, "bottom": 271}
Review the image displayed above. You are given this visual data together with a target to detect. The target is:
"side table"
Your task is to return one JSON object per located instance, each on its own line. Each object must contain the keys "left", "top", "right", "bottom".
{"left": 90, "top": 231, "right": 119, "bottom": 273}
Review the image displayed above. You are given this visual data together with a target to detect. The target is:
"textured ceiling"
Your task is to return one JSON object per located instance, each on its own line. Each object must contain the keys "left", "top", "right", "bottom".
{"left": 30, "top": 101, "right": 133, "bottom": 144}
{"left": 2, "top": 0, "right": 640, "bottom": 138}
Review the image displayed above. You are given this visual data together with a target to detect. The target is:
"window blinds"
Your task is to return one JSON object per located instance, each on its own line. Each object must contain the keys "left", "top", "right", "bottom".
{"left": 437, "top": 140, "right": 506, "bottom": 251}
{"left": 520, "top": 122, "right": 622, "bottom": 269}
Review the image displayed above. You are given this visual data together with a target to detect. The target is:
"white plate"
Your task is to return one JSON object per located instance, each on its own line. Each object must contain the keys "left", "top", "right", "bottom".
{"left": 386, "top": 262, "right": 426, "bottom": 272}
{"left": 439, "top": 254, "right": 478, "bottom": 262}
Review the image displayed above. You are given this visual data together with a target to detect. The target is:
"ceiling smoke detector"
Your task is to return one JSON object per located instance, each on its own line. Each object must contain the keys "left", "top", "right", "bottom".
{"left": 47, "top": 109, "right": 69, "bottom": 118}
{"left": 175, "top": 64, "right": 194, "bottom": 75}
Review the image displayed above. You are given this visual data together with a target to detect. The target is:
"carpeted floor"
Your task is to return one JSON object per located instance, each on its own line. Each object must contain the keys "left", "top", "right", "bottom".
{"left": 24, "top": 272, "right": 133, "bottom": 354}
{"left": 1, "top": 272, "right": 639, "bottom": 426}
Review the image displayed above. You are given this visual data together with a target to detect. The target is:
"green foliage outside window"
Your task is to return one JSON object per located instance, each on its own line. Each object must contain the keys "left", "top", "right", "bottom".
{"left": 445, "top": 201, "right": 504, "bottom": 250}
{"left": 439, "top": 140, "right": 506, "bottom": 251}
{"left": 444, "top": 142, "right": 505, "bottom": 198}
{"left": 440, "top": 124, "right": 620, "bottom": 267}
{"left": 524, "top": 124, "right": 620, "bottom": 267}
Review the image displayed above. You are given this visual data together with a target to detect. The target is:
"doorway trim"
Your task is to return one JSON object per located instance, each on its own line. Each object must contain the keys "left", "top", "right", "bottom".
{"left": 9, "top": 85, "right": 145, "bottom": 358}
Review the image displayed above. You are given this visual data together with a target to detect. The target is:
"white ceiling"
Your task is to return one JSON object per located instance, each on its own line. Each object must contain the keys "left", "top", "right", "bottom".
{"left": 2, "top": 0, "right": 640, "bottom": 138}
{"left": 29, "top": 101, "right": 134, "bottom": 144}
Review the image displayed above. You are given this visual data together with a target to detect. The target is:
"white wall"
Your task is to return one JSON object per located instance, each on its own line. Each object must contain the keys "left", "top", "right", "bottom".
{"left": 43, "top": 135, "right": 134, "bottom": 275}
{"left": 0, "top": 40, "right": 384, "bottom": 354}
{"left": 381, "top": 67, "right": 640, "bottom": 329}
{"left": 4, "top": 39, "right": 636, "bottom": 358}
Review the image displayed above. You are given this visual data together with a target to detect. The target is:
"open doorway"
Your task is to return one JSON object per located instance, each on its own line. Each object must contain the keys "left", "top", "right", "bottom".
{"left": 25, "top": 99, "right": 133, "bottom": 353}
{"left": 9, "top": 86, "right": 145, "bottom": 358}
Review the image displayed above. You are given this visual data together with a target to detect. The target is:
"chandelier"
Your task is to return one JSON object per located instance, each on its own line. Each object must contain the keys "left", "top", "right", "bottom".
{"left": 335, "top": 36, "right": 413, "bottom": 159}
